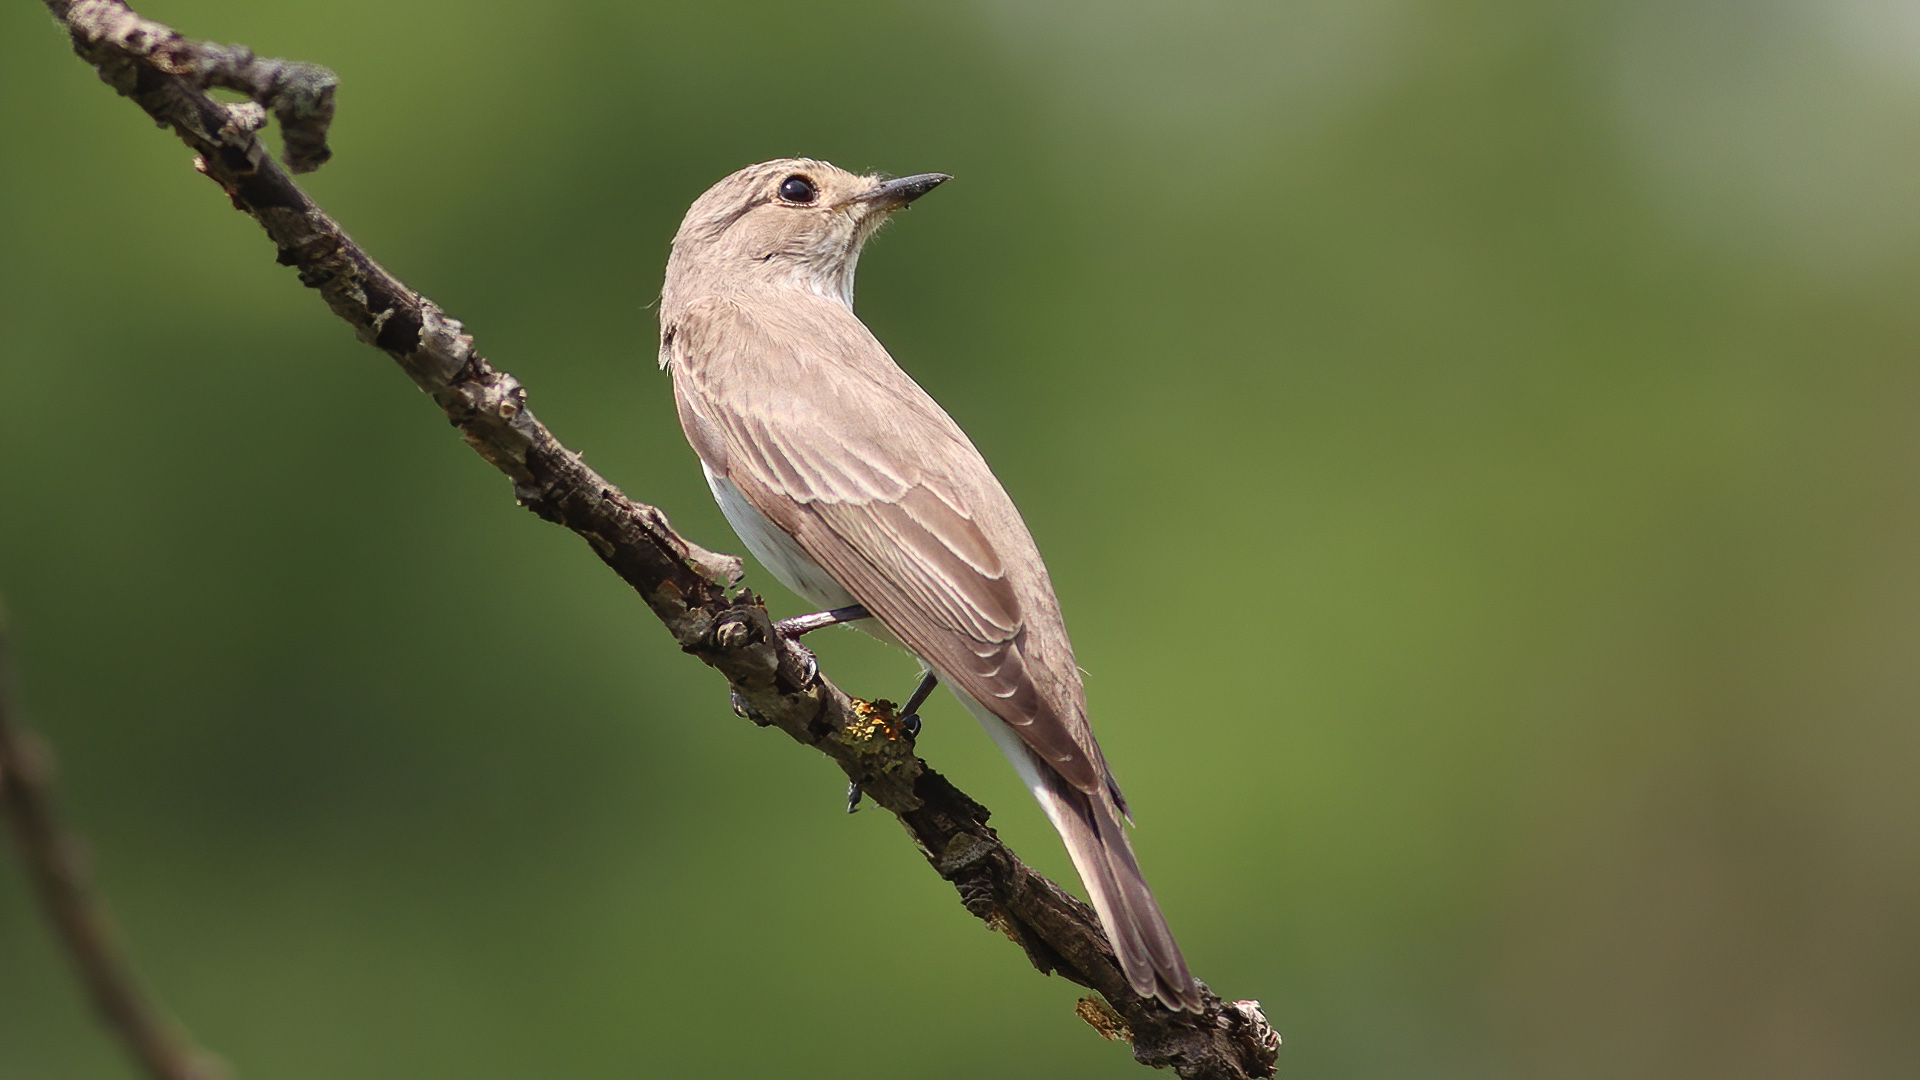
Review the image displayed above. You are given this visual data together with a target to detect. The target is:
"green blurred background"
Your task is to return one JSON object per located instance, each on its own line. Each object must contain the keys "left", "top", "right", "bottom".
{"left": 4, "top": 0, "right": 1918, "bottom": 1076}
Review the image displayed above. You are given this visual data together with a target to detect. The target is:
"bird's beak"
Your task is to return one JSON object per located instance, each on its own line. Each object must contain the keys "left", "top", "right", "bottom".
{"left": 850, "top": 173, "right": 951, "bottom": 211}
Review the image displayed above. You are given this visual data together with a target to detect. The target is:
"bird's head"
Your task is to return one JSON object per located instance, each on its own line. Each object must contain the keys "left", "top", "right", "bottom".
{"left": 662, "top": 158, "right": 949, "bottom": 311}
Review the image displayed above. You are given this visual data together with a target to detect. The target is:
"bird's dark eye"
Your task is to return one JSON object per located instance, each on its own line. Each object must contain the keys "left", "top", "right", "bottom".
{"left": 778, "top": 175, "right": 817, "bottom": 204}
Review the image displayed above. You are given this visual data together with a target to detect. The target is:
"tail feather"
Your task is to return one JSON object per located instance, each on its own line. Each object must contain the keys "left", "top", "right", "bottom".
{"left": 1036, "top": 766, "right": 1201, "bottom": 1010}
{"left": 961, "top": 694, "right": 1201, "bottom": 1010}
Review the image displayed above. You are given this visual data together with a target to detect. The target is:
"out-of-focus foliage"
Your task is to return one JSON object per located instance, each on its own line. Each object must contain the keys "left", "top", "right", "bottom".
{"left": 3, "top": 1, "right": 1917, "bottom": 1077}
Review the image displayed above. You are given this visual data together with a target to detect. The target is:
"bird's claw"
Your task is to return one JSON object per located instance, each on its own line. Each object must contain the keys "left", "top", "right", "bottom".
{"left": 783, "top": 645, "right": 818, "bottom": 688}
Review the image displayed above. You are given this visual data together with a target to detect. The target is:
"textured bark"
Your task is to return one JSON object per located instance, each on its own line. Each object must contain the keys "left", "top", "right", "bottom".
{"left": 31, "top": 2, "right": 1280, "bottom": 1076}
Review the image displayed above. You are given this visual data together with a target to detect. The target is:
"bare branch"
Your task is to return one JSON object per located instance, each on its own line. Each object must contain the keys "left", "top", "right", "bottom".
{"left": 35, "top": 2, "right": 1280, "bottom": 1075}
{"left": 0, "top": 610, "right": 227, "bottom": 1080}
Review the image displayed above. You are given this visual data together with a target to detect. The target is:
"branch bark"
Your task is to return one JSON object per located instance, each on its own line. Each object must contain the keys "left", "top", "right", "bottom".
{"left": 33, "top": 2, "right": 1281, "bottom": 1076}
{"left": 0, "top": 611, "right": 227, "bottom": 1080}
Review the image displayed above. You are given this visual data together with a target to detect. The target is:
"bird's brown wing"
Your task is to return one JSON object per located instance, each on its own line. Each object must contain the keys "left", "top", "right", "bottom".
{"left": 668, "top": 296, "right": 1105, "bottom": 794}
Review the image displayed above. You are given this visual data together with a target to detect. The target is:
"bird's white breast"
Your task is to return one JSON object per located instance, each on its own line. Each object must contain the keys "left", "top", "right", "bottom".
{"left": 702, "top": 461, "right": 859, "bottom": 612}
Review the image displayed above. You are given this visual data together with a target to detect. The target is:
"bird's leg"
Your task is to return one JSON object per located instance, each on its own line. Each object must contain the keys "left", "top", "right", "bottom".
{"left": 895, "top": 669, "right": 939, "bottom": 740}
{"left": 773, "top": 604, "right": 870, "bottom": 638}
{"left": 772, "top": 605, "right": 871, "bottom": 690}
{"left": 846, "top": 670, "right": 939, "bottom": 813}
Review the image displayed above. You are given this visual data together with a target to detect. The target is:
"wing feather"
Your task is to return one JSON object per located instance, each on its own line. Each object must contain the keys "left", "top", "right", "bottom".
{"left": 668, "top": 295, "right": 1102, "bottom": 791}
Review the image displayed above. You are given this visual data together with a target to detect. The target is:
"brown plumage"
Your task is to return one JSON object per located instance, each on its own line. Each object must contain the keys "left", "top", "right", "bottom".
{"left": 659, "top": 158, "right": 1200, "bottom": 1010}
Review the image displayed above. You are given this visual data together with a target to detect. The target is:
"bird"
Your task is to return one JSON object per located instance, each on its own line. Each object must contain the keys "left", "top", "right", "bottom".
{"left": 658, "top": 158, "right": 1200, "bottom": 1011}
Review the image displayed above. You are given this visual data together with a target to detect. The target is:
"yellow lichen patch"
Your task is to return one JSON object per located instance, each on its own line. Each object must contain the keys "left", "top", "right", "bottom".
{"left": 839, "top": 698, "right": 925, "bottom": 810}
{"left": 844, "top": 697, "right": 915, "bottom": 746}
{"left": 1075, "top": 996, "right": 1132, "bottom": 1043}
{"left": 843, "top": 697, "right": 894, "bottom": 746}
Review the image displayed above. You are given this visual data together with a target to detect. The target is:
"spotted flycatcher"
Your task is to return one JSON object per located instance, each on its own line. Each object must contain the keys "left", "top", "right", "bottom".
{"left": 659, "top": 159, "right": 1199, "bottom": 1009}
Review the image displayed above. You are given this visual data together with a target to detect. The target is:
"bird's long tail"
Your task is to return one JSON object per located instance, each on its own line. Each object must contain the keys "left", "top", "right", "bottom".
{"left": 963, "top": 696, "right": 1202, "bottom": 1011}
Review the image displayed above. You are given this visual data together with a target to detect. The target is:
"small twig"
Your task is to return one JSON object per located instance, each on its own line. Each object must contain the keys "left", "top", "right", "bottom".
{"left": 36, "top": 2, "right": 1280, "bottom": 1076}
{"left": 48, "top": 0, "right": 336, "bottom": 172}
{"left": 0, "top": 609, "right": 226, "bottom": 1080}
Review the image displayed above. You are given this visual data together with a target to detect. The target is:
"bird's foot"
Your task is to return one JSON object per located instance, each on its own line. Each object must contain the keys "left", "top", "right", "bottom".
{"left": 773, "top": 605, "right": 868, "bottom": 689}
{"left": 768, "top": 606, "right": 866, "bottom": 690}
{"left": 894, "top": 670, "right": 939, "bottom": 741}
{"left": 786, "top": 648, "right": 819, "bottom": 689}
